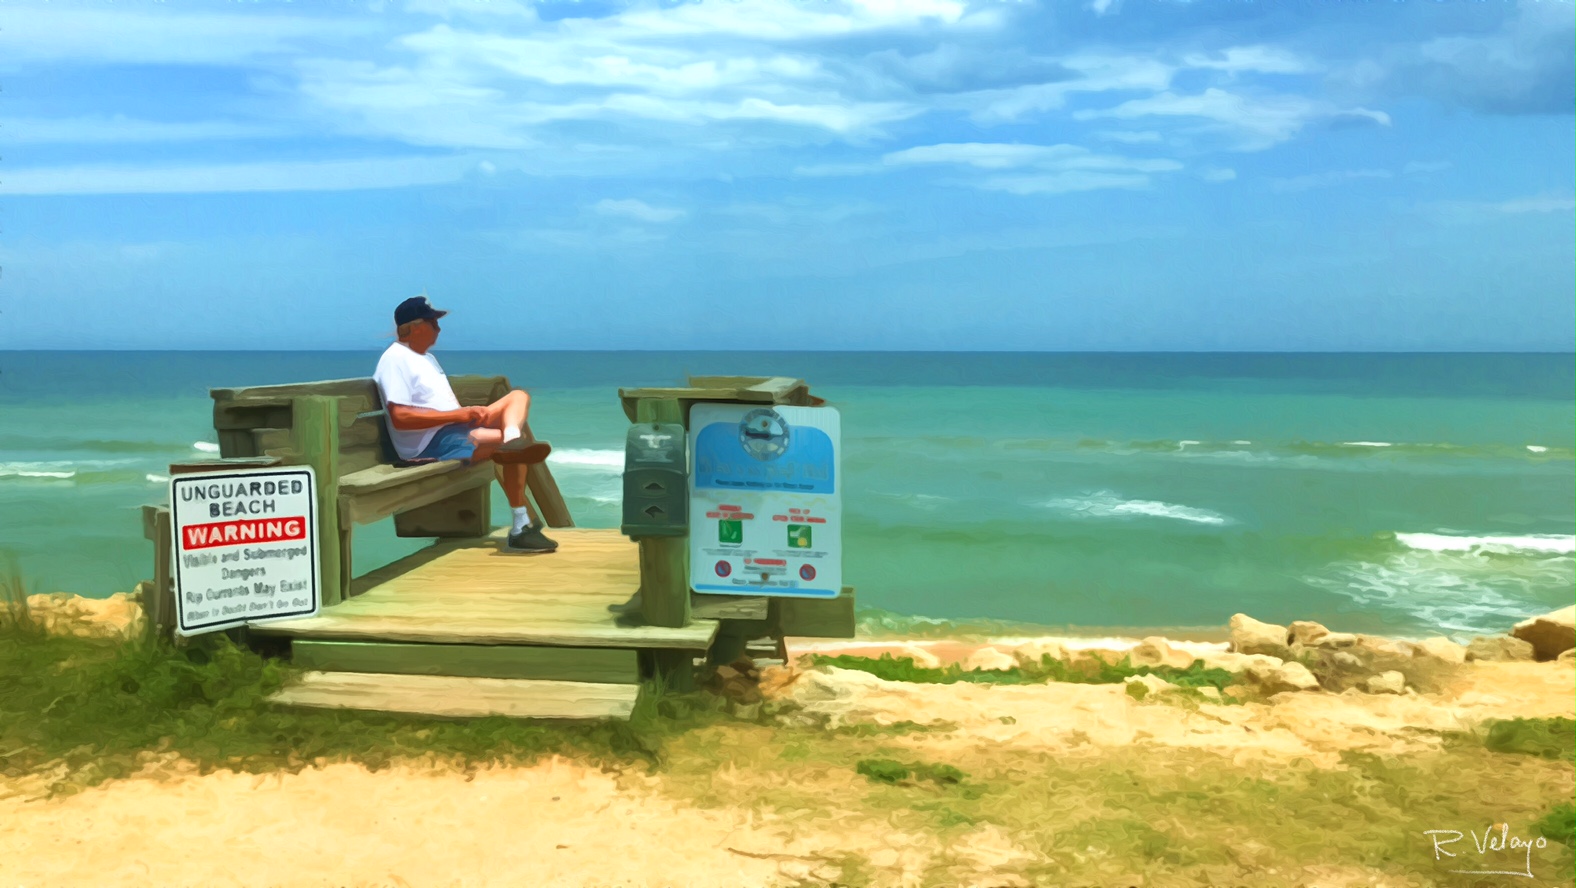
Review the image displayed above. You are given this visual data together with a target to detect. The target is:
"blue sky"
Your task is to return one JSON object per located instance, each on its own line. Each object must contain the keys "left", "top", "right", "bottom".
{"left": 2, "top": 0, "right": 1572, "bottom": 350}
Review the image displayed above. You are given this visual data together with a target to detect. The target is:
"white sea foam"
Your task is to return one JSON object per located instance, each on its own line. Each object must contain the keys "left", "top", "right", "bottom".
{"left": 1039, "top": 491, "right": 1230, "bottom": 526}
{"left": 0, "top": 461, "right": 80, "bottom": 480}
{"left": 1342, "top": 441, "right": 1393, "bottom": 447}
{"left": 1308, "top": 542, "right": 1575, "bottom": 638}
{"left": 1178, "top": 440, "right": 1200, "bottom": 448}
{"left": 192, "top": 441, "right": 220, "bottom": 453}
{"left": 1395, "top": 532, "right": 1575, "bottom": 556}
{"left": 1527, "top": 445, "right": 1548, "bottom": 453}
{"left": 548, "top": 448, "right": 624, "bottom": 469}
{"left": 146, "top": 473, "right": 170, "bottom": 484}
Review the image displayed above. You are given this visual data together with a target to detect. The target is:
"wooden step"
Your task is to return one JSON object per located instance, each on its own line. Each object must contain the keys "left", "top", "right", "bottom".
{"left": 290, "top": 640, "right": 639, "bottom": 683}
{"left": 251, "top": 612, "right": 718, "bottom": 649}
{"left": 267, "top": 672, "right": 642, "bottom": 720}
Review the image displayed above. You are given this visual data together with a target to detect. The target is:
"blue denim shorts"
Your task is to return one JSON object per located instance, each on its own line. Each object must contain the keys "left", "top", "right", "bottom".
{"left": 418, "top": 424, "right": 476, "bottom": 462}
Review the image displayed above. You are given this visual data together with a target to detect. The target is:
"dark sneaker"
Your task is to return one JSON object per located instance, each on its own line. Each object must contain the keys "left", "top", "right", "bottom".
{"left": 493, "top": 439, "right": 552, "bottom": 464}
{"left": 506, "top": 525, "right": 559, "bottom": 552}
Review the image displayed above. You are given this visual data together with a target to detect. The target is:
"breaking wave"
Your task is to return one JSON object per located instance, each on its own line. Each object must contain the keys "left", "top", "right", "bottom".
{"left": 1038, "top": 491, "right": 1231, "bottom": 526}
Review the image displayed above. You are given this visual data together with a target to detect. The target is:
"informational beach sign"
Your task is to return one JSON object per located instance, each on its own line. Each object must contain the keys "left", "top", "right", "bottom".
{"left": 169, "top": 468, "right": 320, "bottom": 636}
{"left": 689, "top": 404, "right": 841, "bottom": 598}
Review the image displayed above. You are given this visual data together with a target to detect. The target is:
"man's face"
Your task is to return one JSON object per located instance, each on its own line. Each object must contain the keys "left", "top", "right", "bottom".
{"left": 409, "top": 317, "right": 441, "bottom": 349}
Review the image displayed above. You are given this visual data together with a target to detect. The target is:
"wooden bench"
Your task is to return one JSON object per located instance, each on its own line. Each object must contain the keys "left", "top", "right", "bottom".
{"left": 141, "top": 374, "right": 572, "bottom": 634}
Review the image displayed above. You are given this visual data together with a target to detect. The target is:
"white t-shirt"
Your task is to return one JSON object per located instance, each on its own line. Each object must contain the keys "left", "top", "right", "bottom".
{"left": 373, "top": 342, "right": 462, "bottom": 459}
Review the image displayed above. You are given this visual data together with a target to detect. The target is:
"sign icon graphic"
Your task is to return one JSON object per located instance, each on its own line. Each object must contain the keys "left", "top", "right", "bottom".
{"left": 715, "top": 561, "right": 732, "bottom": 577}
{"left": 788, "top": 523, "right": 812, "bottom": 549}
{"left": 799, "top": 564, "right": 816, "bottom": 580}
{"left": 719, "top": 519, "right": 743, "bottom": 544}
{"left": 738, "top": 408, "right": 790, "bottom": 461}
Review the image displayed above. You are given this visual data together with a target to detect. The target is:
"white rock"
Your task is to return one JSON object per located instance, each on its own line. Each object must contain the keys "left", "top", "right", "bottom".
{"left": 1246, "top": 660, "right": 1321, "bottom": 694}
{"left": 1287, "top": 620, "right": 1330, "bottom": 647}
{"left": 1413, "top": 636, "right": 1467, "bottom": 665}
{"left": 962, "top": 646, "right": 1018, "bottom": 672}
{"left": 1365, "top": 671, "right": 1406, "bottom": 695}
{"left": 1312, "top": 632, "right": 1359, "bottom": 649}
{"left": 1130, "top": 636, "right": 1197, "bottom": 670}
{"left": 1465, "top": 636, "right": 1535, "bottom": 662}
{"left": 1012, "top": 640, "right": 1068, "bottom": 665}
{"left": 892, "top": 644, "right": 942, "bottom": 669}
{"left": 1511, "top": 606, "right": 1576, "bottom": 661}
{"left": 1230, "top": 613, "right": 1291, "bottom": 657}
{"left": 1197, "top": 650, "right": 1286, "bottom": 674}
{"left": 1332, "top": 651, "right": 1365, "bottom": 669}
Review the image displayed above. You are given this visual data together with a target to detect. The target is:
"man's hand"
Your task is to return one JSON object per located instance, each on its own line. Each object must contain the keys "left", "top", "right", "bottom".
{"left": 459, "top": 406, "right": 489, "bottom": 426}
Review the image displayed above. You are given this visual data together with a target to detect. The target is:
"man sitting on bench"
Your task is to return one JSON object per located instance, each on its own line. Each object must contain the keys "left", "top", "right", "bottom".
{"left": 374, "top": 295, "right": 559, "bottom": 554}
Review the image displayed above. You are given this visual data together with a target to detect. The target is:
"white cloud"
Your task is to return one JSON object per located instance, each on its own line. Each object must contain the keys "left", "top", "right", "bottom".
{"left": 1495, "top": 194, "right": 1576, "bottom": 214}
{"left": 1076, "top": 88, "right": 1390, "bottom": 151}
{"left": 966, "top": 56, "right": 1174, "bottom": 124}
{"left": 1095, "top": 130, "right": 1163, "bottom": 145}
{"left": 1181, "top": 46, "right": 1311, "bottom": 75}
{"left": 977, "top": 171, "right": 1150, "bottom": 195}
{"left": 884, "top": 142, "right": 1181, "bottom": 175}
{"left": 593, "top": 199, "right": 686, "bottom": 223}
{"left": 1202, "top": 168, "right": 1237, "bottom": 182}
{"left": 1, "top": 156, "right": 483, "bottom": 195}
{"left": 0, "top": 6, "right": 378, "bottom": 66}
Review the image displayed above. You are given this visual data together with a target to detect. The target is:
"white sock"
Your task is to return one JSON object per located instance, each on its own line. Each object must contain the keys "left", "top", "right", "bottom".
{"left": 502, "top": 427, "right": 521, "bottom": 444}
{"left": 511, "top": 507, "right": 532, "bottom": 534}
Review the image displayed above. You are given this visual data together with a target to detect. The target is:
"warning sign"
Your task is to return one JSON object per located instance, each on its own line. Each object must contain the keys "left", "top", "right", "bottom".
{"left": 169, "top": 468, "right": 321, "bottom": 636}
{"left": 689, "top": 404, "right": 841, "bottom": 599}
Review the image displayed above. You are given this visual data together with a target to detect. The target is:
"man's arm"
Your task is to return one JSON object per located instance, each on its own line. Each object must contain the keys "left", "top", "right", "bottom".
{"left": 386, "top": 403, "right": 487, "bottom": 431}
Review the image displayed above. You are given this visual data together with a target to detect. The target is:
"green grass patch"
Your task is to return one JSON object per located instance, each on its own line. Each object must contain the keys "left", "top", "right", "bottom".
{"left": 0, "top": 624, "right": 724, "bottom": 796}
{"left": 1483, "top": 717, "right": 1575, "bottom": 760}
{"left": 856, "top": 756, "right": 967, "bottom": 787}
{"left": 807, "top": 652, "right": 1236, "bottom": 691}
{"left": 1536, "top": 802, "right": 1575, "bottom": 846}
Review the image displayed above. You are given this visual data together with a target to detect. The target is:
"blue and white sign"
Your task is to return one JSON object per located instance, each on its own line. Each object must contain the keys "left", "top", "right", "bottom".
{"left": 689, "top": 404, "right": 841, "bottom": 598}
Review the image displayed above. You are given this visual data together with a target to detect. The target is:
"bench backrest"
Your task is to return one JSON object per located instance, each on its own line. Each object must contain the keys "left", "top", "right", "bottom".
{"left": 211, "top": 375, "right": 509, "bottom": 475}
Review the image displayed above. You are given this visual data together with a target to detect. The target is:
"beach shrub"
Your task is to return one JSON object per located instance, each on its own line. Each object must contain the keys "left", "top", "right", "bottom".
{"left": 806, "top": 652, "right": 1236, "bottom": 692}
{"left": 1536, "top": 802, "right": 1575, "bottom": 846}
{"left": 1482, "top": 717, "right": 1575, "bottom": 760}
{"left": 0, "top": 624, "right": 729, "bottom": 795}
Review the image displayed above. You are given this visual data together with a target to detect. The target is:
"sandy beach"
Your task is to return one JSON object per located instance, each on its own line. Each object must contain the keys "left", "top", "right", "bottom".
{"left": 2, "top": 596, "right": 1573, "bottom": 888}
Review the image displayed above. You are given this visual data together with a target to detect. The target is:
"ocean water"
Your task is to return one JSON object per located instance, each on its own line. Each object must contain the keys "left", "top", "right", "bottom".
{"left": 0, "top": 351, "right": 1571, "bottom": 641}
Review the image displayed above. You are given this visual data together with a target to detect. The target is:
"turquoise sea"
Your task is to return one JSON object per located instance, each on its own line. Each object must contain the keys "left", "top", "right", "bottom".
{"left": 0, "top": 351, "right": 1571, "bottom": 641}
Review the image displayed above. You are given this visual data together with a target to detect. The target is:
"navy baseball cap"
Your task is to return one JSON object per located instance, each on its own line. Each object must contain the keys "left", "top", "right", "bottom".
{"left": 394, "top": 295, "right": 448, "bottom": 327}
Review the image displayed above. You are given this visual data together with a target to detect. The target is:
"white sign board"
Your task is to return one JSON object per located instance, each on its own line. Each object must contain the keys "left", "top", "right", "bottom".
{"left": 689, "top": 404, "right": 841, "bottom": 598}
{"left": 169, "top": 468, "right": 321, "bottom": 636}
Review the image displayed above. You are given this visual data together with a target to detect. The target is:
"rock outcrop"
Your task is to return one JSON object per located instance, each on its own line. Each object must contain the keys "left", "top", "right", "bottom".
{"left": 1511, "top": 606, "right": 1575, "bottom": 661}
{"left": 1465, "top": 635, "right": 1535, "bottom": 662}
{"left": 1229, "top": 613, "right": 1292, "bottom": 658}
{"left": 1365, "top": 671, "right": 1406, "bottom": 695}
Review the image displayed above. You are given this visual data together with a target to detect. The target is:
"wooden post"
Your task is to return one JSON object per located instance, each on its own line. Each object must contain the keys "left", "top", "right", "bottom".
{"left": 152, "top": 507, "right": 175, "bottom": 640}
{"left": 635, "top": 397, "right": 693, "bottom": 692}
{"left": 293, "top": 396, "right": 344, "bottom": 608}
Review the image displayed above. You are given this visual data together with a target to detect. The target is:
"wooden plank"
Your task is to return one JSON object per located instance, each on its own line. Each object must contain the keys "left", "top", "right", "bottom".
{"left": 168, "top": 457, "right": 283, "bottom": 475}
{"left": 268, "top": 673, "right": 640, "bottom": 720}
{"left": 686, "top": 376, "right": 769, "bottom": 388}
{"left": 740, "top": 377, "right": 803, "bottom": 401}
{"left": 251, "top": 428, "right": 293, "bottom": 459}
{"left": 149, "top": 506, "right": 174, "bottom": 638}
{"left": 340, "top": 463, "right": 493, "bottom": 526}
{"left": 339, "top": 461, "right": 476, "bottom": 496}
{"left": 211, "top": 378, "right": 380, "bottom": 403}
{"left": 523, "top": 418, "right": 573, "bottom": 528}
{"left": 394, "top": 486, "right": 491, "bottom": 538}
{"left": 213, "top": 403, "right": 293, "bottom": 431}
{"left": 451, "top": 375, "right": 509, "bottom": 407}
{"left": 250, "top": 614, "right": 718, "bottom": 649}
{"left": 294, "top": 396, "right": 344, "bottom": 608}
{"left": 773, "top": 586, "right": 857, "bottom": 638}
{"left": 290, "top": 641, "right": 639, "bottom": 684}
{"left": 217, "top": 429, "right": 257, "bottom": 458}
{"left": 690, "top": 594, "right": 769, "bottom": 621}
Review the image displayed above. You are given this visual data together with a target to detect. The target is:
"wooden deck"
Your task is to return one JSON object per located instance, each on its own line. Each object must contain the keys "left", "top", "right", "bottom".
{"left": 249, "top": 528, "right": 719, "bottom": 650}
